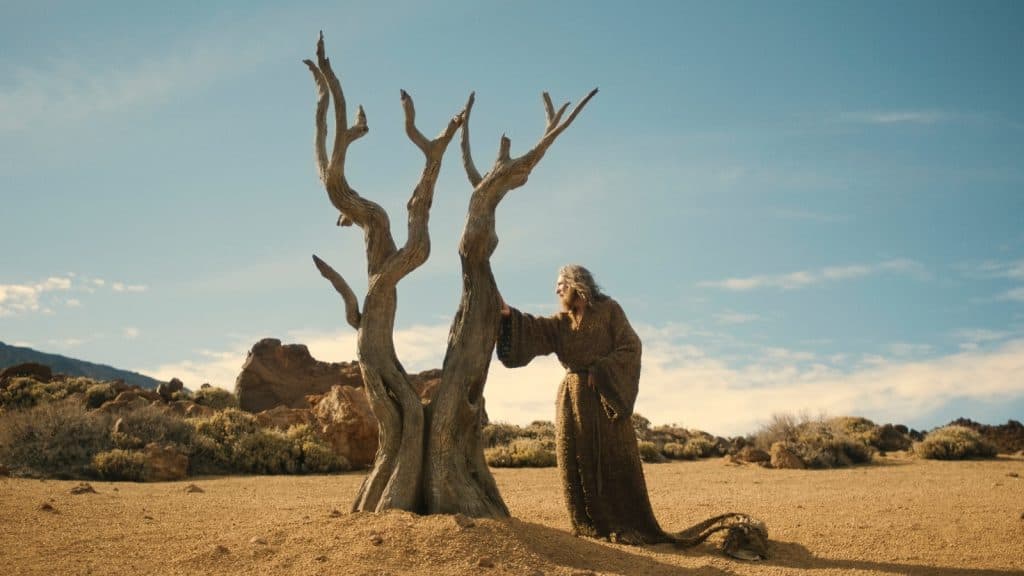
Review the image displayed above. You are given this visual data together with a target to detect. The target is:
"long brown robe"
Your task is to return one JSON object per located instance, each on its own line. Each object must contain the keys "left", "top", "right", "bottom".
{"left": 498, "top": 296, "right": 667, "bottom": 543}
{"left": 498, "top": 297, "right": 769, "bottom": 558}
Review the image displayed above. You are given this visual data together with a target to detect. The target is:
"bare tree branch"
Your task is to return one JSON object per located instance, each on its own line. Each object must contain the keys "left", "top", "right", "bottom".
{"left": 312, "top": 254, "right": 361, "bottom": 329}
{"left": 401, "top": 90, "right": 431, "bottom": 154}
{"left": 302, "top": 60, "right": 330, "bottom": 182}
{"left": 459, "top": 92, "right": 482, "bottom": 187}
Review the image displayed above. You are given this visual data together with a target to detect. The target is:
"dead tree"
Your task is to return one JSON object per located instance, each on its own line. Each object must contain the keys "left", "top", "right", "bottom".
{"left": 304, "top": 33, "right": 596, "bottom": 517}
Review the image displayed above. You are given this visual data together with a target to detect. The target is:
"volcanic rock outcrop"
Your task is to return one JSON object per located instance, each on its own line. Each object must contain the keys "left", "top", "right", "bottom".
{"left": 235, "top": 339, "right": 362, "bottom": 412}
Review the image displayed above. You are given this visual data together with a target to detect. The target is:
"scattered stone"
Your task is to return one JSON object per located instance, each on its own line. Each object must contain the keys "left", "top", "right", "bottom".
{"left": 1007, "top": 472, "right": 1019, "bottom": 478}
{"left": 38, "top": 502, "right": 57, "bottom": 513}
{"left": 213, "top": 544, "right": 230, "bottom": 554}
{"left": 369, "top": 533, "right": 384, "bottom": 546}
{"left": 315, "top": 555, "right": 328, "bottom": 563}
{"left": 328, "top": 509, "right": 342, "bottom": 518}
{"left": 477, "top": 556, "right": 494, "bottom": 568}
{"left": 770, "top": 442, "right": 806, "bottom": 470}
{"left": 184, "top": 484, "right": 204, "bottom": 493}
{"left": 453, "top": 513, "right": 476, "bottom": 529}
{"left": 70, "top": 482, "right": 97, "bottom": 495}
{"left": 144, "top": 515, "right": 154, "bottom": 520}
{"left": 250, "top": 537, "right": 268, "bottom": 545}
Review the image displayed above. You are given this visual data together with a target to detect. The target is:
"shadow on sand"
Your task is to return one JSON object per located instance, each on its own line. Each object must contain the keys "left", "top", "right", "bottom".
{"left": 508, "top": 521, "right": 1021, "bottom": 576}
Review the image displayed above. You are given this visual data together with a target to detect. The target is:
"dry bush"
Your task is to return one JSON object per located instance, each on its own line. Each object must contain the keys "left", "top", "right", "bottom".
{"left": 0, "top": 400, "right": 112, "bottom": 477}
{"left": 84, "top": 383, "right": 117, "bottom": 409}
{"left": 663, "top": 435, "right": 719, "bottom": 460}
{"left": 485, "top": 438, "right": 556, "bottom": 467}
{"left": 112, "top": 404, "right": 195, "bottom": 449}
{"left": 637, "top": 440, "right": 667, "bottom": 463}
{"left": 191, "top": 387, "right": 239, "bottom": 411}
{"left": 92, "top": 449, "right": 146, "bottom": 481}
{"left": 754, "top": 412, "right": 875, "bottom": 469}
{"left": 632, "top": 413, "right": 652, "bottom": 440}
{"left": 482, "top": 422, "right": 525, "bottom": 448}
{"left": 914, "top": 425, "right": 998, "bottom": 460}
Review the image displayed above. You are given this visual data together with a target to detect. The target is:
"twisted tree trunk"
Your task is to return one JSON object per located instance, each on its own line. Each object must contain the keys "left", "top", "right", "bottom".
{"left": 304, "top": 33, "right": 595, "bottom": 516}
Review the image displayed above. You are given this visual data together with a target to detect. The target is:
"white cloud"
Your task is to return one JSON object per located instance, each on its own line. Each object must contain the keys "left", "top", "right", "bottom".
{"left": 1000, "top": 287, "right": 1024, "bottom": 302}
{"left": 0, "top": 274, "right": 147, "bottom": 316}
{"left": 123, "top": 327, "right": 141, "bottom": 340}
{"left": 699, "top": 259, "right": 924, "bottom": 292}
{"left": 143, "top": 322, "right": 1024, "bottom": 438}
{"left": 111, "top": 282, "right": 148, "bottom": 293}
{"left": 841, "top": 110, "right": 947, "bottom": 126}
{"left": 0, "top": 276, "right": 74, "bottom": 316}
{"left": 714, "top": 311, "right": 760, "bottom": 325}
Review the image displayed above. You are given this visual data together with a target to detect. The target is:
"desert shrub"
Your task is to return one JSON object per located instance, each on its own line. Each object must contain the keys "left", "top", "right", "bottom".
{"left": 663, "top": 436, "right": 719, "bottom": 460}
{"left": 482, "top": 422, "right": 524, "bottom": 448}
{"left": 637, "top": 440, "right": 667, "bottom": 463}
{"left": 753, "top": 412, "right": 876, "bottom": 469}
{"left": 84, "top": 383, "right": 117, "bottom": 409}
{"left": 632, "top": 413, "right": 652, "bottom": 440}
{"left": 874, "top": 423, "right": 913, "bottom": 452}
{"left": 485, "top": 438, "right": 556, "bottom": 467}
{"left": 914, "top": 425, "right": 998, "bottom": 460}
{"left": 191, "top": 387, "right": 238, "bottom": 411}
{"left": 286, "top": 424, "right": 348, "bottom": 473}
{"left": 232, "top": 427, "right": 302, "bottom": 474}
{"left": 92, "top": 449, "right": 146, "bottom": 481}
{"left": 0, "top": 400, "right": 112, "bottom": 477}
{"left": 111, "top": 404, "right": 195, "bottom": 450}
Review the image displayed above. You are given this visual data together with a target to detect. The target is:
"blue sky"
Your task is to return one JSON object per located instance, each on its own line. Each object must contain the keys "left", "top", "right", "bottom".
{"left": 2, "top": 1, "right": 1022, "bottom": 435}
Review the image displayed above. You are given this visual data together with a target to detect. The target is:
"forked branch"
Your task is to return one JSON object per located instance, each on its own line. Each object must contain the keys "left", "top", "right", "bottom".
{"left": 312, "top": 255, "right": 361, "bottom": 329}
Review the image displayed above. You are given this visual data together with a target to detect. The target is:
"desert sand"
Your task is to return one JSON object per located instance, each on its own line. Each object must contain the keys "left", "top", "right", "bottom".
{"left": 2, "top": 453, "right": 1022, "bottom": 576}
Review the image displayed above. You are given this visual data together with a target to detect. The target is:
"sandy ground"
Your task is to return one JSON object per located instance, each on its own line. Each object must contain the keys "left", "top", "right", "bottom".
{"left": 1, "top": 453, "right": 1022, "bottom": 576}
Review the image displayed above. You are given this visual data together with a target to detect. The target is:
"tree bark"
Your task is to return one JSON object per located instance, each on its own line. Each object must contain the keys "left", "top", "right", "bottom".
{"left": 304, "top": 33, "right": 595, "bottom": 516}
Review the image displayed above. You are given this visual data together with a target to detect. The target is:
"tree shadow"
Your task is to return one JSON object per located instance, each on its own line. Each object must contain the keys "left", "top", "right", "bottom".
{"left": 768, "top": 540, "right": 1022, "bottom": 575}
{"left": 507, "top": 519, "right": 739, "bottom": 575}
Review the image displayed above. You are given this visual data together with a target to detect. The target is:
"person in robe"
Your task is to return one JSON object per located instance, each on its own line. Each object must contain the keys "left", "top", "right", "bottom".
{"left": 497, "top": 264, "right": 768, "bottom": 558}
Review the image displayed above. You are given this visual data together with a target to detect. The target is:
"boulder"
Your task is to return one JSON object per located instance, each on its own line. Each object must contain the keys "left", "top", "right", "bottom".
{"left": 309, "top": 385, "right": 379, "bottom": 468}
{"left": 769, "top": 442, "right": 805, "bottom": 469}
{"left": 255, "top": 405, "right": 316, "bottom": 429}
{"left": 235, "top": 339, "right": 362, "bottom": 412}
{"left": 142, "top": 443, "right": 189, "bottom": 481}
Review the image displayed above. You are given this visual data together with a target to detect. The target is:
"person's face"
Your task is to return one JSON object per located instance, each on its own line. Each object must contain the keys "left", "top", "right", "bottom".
{"left": 556, "top": 275, "right": 577, "bottom": 311}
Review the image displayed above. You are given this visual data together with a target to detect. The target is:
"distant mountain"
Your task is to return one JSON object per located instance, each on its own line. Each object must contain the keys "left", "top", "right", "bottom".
{"left": 0, "top": 341, "right": 165, "bottom": 390}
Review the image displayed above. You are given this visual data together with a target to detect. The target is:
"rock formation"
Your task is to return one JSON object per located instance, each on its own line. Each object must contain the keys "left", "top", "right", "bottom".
{"left": 235, "top": 338, "right": 362, "bottom": 412}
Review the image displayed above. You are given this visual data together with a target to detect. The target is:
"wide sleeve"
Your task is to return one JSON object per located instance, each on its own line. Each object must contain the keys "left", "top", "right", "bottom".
{"left": 497, "top": 307, "right": 561, "bottom": 368}
{"left": 591, "top": 299, "right": 642, "bottom": 420}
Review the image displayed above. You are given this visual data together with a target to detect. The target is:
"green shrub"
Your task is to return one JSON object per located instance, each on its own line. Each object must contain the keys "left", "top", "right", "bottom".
{"left": 637, "top": 440, "right": 667, "bottom": 463}
{"left": 232, "top": 427, "right": 301, "bottom": 474}
{"left": 485, "top": 439, "right": 556, "bottom": 467}
{"left": 0, "top": 400, "right": 112, "bottom": 477}
{"left": 286, "top": 424, "right": 347, "bottom": 473}
{"left": 191, "top": 387, "right": 239, "bottom": 411}
{"left": 914, "top": 425, "right": 998, "bottom": 460}
{"left": 632, "top": 413, "right": 652, "bottom": 440}
{"left": 92, "top": 449, "right": 146, "bottom": 481}
{"left": 84, "top": 383, "right": 117, "bottom": 409}
{"left": 482, "top": 422, "right": 524, "bottom": 448}
{"left": 112, "top": 404, "right": 194, "bottom": 449}
{"left": 663, "top": 436, "right": 718, "bottom": 460}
